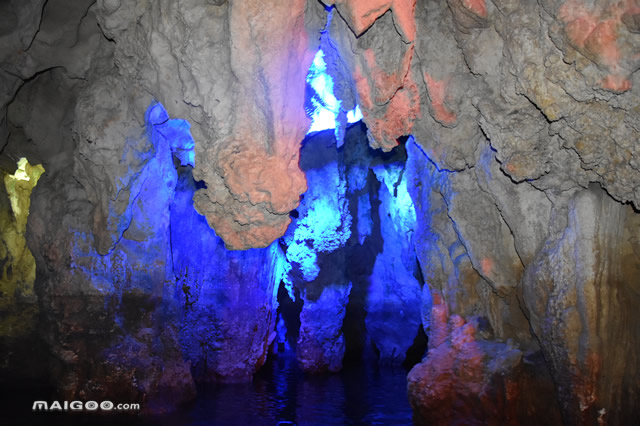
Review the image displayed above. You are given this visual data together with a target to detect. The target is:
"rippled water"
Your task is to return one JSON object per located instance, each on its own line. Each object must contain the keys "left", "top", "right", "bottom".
{"left": 153, "top": 352, "right": 414, "bottom": 426}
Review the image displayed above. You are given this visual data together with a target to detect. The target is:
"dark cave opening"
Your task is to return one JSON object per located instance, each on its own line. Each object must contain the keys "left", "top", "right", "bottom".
{"left": 275, "top": 278, "right": 303, "bottom": 354}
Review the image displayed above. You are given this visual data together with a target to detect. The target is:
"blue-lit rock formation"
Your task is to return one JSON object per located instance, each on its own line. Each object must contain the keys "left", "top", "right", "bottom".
{"left": 366, "top": 159, "right": 422, "bottom": 365}
{"left": 305, "top": 48, "right": 363, "bottom": 144}
{"left": 297, "top": 283, "right": 352, "bottom": 373}
{"left": 24, "top": 101, "right": 284, "bottom": 411}
{"left": 282, "top": 124, "right": 353, "bottom": 373}
{"left": 283, "top": 123, "right": 424, "bottom": 371}
{"left": 26, "top": 99, "right": 196, "bottom": 413}
{"left": 171, "top": 167, "right": 284, "bottom": 383}
{"left": 3, "top": 0, "right": 640, "bottom": 424}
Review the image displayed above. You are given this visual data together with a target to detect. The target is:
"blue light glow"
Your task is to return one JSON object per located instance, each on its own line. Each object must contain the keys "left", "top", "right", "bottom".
{"left": 146, "top": 102, "right": 195, "bottom": 167}
{"left": 282, "top": 131, "right": 352, "bottom": 283}
{"left": 346, "top": 106, "right": 363, "bottom": 123}
{"left": 372, "top": 161, "right": 417, "bottom": 233}
{"left": 356, "top": 193, "right": 372, "bottom": 245}
{"left": 306, "top": 50, "right": 362, "bottom": 134}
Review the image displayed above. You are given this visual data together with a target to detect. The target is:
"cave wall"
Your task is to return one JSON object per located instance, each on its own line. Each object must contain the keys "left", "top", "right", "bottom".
{"left": 0, "top": 0, "right": 639, "bottom": 423}
{"left": 315, "top": 1, "right": 640, "bottom": 424}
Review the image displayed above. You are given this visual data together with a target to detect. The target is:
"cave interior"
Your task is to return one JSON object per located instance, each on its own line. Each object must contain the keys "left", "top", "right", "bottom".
{"left": 1, "top": 0, "right": 640, "bottom": 425}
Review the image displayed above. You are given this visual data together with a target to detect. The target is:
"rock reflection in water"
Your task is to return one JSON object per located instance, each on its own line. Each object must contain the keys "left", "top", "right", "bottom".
{"left": 151, "top": 351, "right": 413, "bottom": 426}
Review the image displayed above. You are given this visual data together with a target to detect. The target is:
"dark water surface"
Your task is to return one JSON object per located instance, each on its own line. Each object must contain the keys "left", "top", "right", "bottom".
{"left": 152, "top": 352, "right": 414, "bottom": 426}
{"left": 5, "top": 351, "right": 414, "bottom": 426}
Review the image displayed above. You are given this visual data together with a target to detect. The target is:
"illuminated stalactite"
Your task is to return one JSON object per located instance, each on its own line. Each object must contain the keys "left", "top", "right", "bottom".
{"left": 281, "top": 121, "right": 425, "bottom": 370}
{"left": 295, "top": 24, "right": 426, "bottom": 371}
{"left": 0, "top": 158, "right": 44, "bottom": 337}
{"left": 305, "top": 49, "right": 363, "bottom": 140}
{"left": 147, "top": 101, "right": 287, "bottom": 382}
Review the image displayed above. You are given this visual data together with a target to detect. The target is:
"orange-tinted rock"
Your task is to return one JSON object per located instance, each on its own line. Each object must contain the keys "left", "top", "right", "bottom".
{"left": 408, "top": 294, "right": 561, "bottom": 426}
{"left": 600, "top": 73, "right": 632, "bottom": 91}
{"left": 323, "top": 0, "right": 416, "bottom": 41}
{"left": 359, "top": 66, "right": 421, "bottom": 151}
{"left": 423, "top": 73, "right": 457, "bottom": 126}
{"left": 558, "top": 0, "right": 636, "bottom": 92}
{"left": 463, "top": 0, "right": 487, "bottom": 18}
{"left": 324, "top": 0, "right": 420, "bottom": 152}
{"left": 522, "top": 187, "right": 640, "bottom": 424}
{"left": 391, "top": 0, "right": 417, "bottom": 42}
{"left": 447, "top": 0, "right": 489, "bottom": 32}
{"left": 584, "top": 19, "right": 621, "bottom": 68}
{"left": 191, "top": 0, "right": 314, "bottom": 250}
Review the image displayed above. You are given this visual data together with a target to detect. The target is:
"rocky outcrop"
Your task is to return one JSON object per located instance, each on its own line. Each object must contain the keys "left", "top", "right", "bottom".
{"left": 0, "top": 158, "right": 44, "bottom": 380}
{"left": 284, "top": 124, "right": 425, "bottom": 371}
{"left": 408, "top": 298, "right": 562, "bottom": 426}
{"left": 22, "top": 96, "right": 281, "bottom": 410}
{"left": 321, "top": 1, "right": 421, "bottom": 152}
{"left": 366, "top": 155, "right": 422, "bottom": 364}
{"left": 297, "top": 283, "right": 352, "bottom": 373}
{"left": 319, "top": 0, "right": 639, "bottom": 423}
{"left": 282, "top": 125, "right": 353, "bottom": 373}
{"left": 523, "top": 186, "right": 640, "bottom": 424}
{"left": 26, "top": 100, "right": 195, "bottom": 412}
{"left": 93, "top": 0, "right": 322, "bottom": 250}
{"left": 171, "top": 168, "right": 283, "bottom": 383}
{"left": 1, "top": 0, "right": 311, "bottom": 409}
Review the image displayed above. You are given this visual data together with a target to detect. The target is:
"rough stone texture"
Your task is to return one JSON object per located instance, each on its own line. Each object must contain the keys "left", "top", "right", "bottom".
{"left": 297, "top": 284, "right": 352, "bottom": 373}
{"left": 323, "top": 1, "right": 422, "bottom": 152}
{"left": 408, "top": 299, "right": 562, "bottom": 426}
{"left": 366, "top": 153, "right": 422, "bottom": 365}
{"left": 171, "top": 169, "right": 283, "bottom": 383}
{"left": 281, "top": 127, "right": 356, "bottom": 373}
{"left": 0, "top": 0, "right": 307, "bottom": 411}
{"left": 0, "top": 158, "right": 44, "bottom": 379}
{"left": 0, "top": 158, "right": 43, "bottom": 321}
{"left": 405, "top": 139, "right": 534, "bottom": 348}
{"left": 405, "top": 136, "right": 561, "bottom": 423}
{"left": 285, "top": 125, "right": 424, "bottom": 371}
{"left": 89, "top": 0, "right": 323, "bottom": 250}
{"left": 522, "top": 186, "right": 640, "bottom": 424}
{"left": 26, "top": 102, "right": 196, "bottom": 413}
{"left": 188, "top": 0, "right": 315, "bottom": 250}
{"left": 1, "top": 0, "right": 639, "bottom": 423}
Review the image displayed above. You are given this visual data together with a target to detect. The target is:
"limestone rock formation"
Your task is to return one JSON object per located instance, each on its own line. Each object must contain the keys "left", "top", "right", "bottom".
{"left": 171, "top": 168, "right": 284, "bottom": 383}
{"left": 407, "top": 303, "right": 562, "bottom": 426}
{"left": 1, "top": 0, "right": 639, "bottom": 423}
{"left": 26, "top": 101, "right": 196, "bottom": 412}
{"left": 523, "top": 186, "right": 640, "bottom": 424}
{"left": 179, "top": 259, "right": 281, "bottom": 383}
{"left": 366, "top": 155, "right": 422, "bottom": 364}
{"left": 297, "top": 283, "right": 352, "bottom": 373}
{"left": 321, "top": 0, "right": 421, "bottom": 152}
{"left": 92, "top": 0, "right": 321, "bottom": 250}
{"left": 0, "top": 158, "right": 44, "bottom": 380}
{"left": 283, "top": 125, "right": 425, "bottom": 372}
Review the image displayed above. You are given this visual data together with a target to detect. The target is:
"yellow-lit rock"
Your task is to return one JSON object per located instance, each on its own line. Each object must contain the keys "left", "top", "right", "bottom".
{"left": 0, "top": 157, "right": 44, "bottom": 337}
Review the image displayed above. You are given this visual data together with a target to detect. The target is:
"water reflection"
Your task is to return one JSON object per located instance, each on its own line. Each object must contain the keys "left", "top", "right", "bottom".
{"left": 153, "top": 350, "right": 413, "bottom": 426}
{"left": 11, "top": 349, "right": 414, "bottom": 426}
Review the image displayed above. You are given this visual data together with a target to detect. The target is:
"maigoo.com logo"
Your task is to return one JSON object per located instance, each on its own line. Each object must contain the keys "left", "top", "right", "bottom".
{"left": 32, "top": 400, "right": 140, "bottom": 412}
